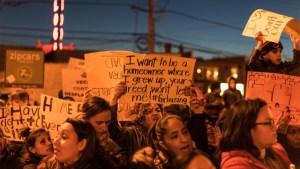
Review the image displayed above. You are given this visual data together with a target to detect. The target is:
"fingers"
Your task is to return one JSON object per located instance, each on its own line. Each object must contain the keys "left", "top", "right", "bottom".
{"left": 131, "top": 147, "right": 154, "bottom": 166}
{"left": 81, "top": 88, "right": 93, "bottom": 104}
{"left": 254, "top": 31, "right": 262, "bottom": 38}
{"left": 290, "top": 34, "right": 300, "bottom": 50}
{"left": 84, "top": 88, "right": 92, "bottom": 95}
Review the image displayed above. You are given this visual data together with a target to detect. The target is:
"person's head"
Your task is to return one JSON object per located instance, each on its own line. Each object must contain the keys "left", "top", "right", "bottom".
{"left": 62, "top": 96, "right": 75, "bottom": 101}
{"left": 227, "top": 77, "right": 237, "bottom": 90}
{"left": 134, "top": 103, "right": 162, "bottom": 128}
{"left": 21, "top": 127, "right": 53, "bottom": 158}
{"left": 286, "top": 125, "right": 300, "bottom": 148}
{"left": 0, "top": 128, "right": 7, "bottom": 152}
{"left": 163, "top": 104, "right": 191, "bottom": 124}
{"left": 53, "top": 118, "right": 99, "bottom": 167}
{"left": 81, "top": 96, "right": 111, "bottom": 142}
{"left": 156, "top": 114, "right": 194, "bottom": 158}
{"left": 9, "top": 89, "right": 30, "bottom": 106}
{"left": 174, "top": 150, "right": 216, "bottom": 169}
{"left": 261, "top": 41, "right": 283, "bottom": 65}
{"left": 58, "top": 89, "right": 63, "bottom": 99}
{"left": 210, "top": 81, "right": 221, "bottom": 94}
{"left": 220, "top": 98, "right": 277, "bottom": 158}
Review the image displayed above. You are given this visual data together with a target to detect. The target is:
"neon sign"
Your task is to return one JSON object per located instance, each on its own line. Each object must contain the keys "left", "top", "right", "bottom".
{"left": 53, "top": 0, "right": 64, "bottom": 51}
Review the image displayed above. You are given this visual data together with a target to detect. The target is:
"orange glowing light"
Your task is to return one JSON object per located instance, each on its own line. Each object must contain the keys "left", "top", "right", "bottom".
{"left": 53, "top": 0, "right": 65, "bottom": 51}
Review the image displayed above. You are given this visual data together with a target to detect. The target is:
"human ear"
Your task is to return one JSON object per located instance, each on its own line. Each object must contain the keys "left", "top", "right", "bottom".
{"left": 78, "top": 138, "right": 87, "bottom": 151}
{"left": 29, "top": 146, "right": 37, "bottom": 154}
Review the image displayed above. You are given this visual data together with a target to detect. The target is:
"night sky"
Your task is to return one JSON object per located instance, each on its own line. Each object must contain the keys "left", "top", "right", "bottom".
{"left": 1, "top": 0, "right": 300, "bottom": 60}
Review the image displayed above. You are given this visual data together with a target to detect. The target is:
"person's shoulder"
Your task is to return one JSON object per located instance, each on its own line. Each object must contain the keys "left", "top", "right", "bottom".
{"left": 223, "top": 89, "right": 230, "bottom": 94}
{"left": 271, "top": 143, "right": 285, "bottom": 150}
{"left": 236, "top": 89, "right": 242, "bottom": 94}
{"left": 221, "top": 151, "right": 256, "bottom": 169}
{"left": 221, "top": 150, "right": 267, "bottom": 169}
{"left": 270, "top": 143, "right": 289, "bottom": 157}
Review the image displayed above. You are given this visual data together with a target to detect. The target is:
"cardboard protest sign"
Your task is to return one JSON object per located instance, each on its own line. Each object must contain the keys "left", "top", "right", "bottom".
{"left": 62, "top": 69, "right": 88, "bottom": 101}
{"left": 116, "top": 102, "right": 136, "bottom": 121}
{"left": 121, "top": 54, "right": 195, "bottom": 104}
{"left": 242, "top": 9, "right": 300, "bottom": 43}
{"left": 40, "top": 94, "right": 81, "bottom": 138}
{"left": 246, "top": 71, "right": 300, "bottom": 126}
{"left": 84, "top": 51, "right": 135, "bottom": 101}
{"left": 68, "top": 57, "right": 85, "bottom": 70}
{"left": 0, "top": 106, "right": 41, "bottom": 141}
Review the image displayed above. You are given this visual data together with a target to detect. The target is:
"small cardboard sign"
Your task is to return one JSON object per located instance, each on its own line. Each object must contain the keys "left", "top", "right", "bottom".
{"left": 243, "top": 9, "right": 300, "bottom": 43}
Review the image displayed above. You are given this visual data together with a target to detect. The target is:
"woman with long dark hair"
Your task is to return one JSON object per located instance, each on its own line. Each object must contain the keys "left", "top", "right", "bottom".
{"left": 218, "top": 98, "right": 291, "bottom": 169}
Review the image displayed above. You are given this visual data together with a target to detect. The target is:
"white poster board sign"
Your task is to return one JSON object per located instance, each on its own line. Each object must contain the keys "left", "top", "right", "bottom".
{"left": 243, "top": 9, "right": 300, "bottom": 43}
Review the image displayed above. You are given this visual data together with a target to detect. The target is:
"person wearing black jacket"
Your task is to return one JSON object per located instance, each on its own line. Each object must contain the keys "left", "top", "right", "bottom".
{"left": 248, "top": 31, "right": 300, "bottom": 74}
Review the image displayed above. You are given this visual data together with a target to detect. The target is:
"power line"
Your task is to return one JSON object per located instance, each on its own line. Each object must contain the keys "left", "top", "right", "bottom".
{"left": 0, "top": 31, "right": 236, "bottom": 56}
{"left": 1, "top": 1, "right": 244, "bottom": 32}
{"left": 1, "top": 1, "right": 132, "bottom": 7}
{"left": 0, "top": 24, "right": 239, "bottom": 55}
{"left": 0, "top": 1, "right": 245, "bottom": 56}
{"left": 130, "top": 6, "right": 243, "bottom": 31}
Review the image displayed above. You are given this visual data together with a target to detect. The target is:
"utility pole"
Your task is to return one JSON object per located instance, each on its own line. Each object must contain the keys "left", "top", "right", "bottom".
{"left": 148, "top": 0, "right": 155, "bottom": 53}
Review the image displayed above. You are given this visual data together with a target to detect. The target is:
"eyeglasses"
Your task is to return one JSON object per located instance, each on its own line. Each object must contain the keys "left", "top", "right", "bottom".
{"left": 255, "top": 119, "right": 275, "bottom": 127}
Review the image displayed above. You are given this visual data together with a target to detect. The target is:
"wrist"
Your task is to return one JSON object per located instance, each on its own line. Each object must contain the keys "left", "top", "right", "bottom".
{"left": 109, "top": 97, "right": 119, "bottom": 106}
{"left": 255, "top": 40, "right": 264, "bottom": 49}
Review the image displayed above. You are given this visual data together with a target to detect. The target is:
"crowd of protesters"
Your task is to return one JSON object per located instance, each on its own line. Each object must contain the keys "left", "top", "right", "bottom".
{"left": 0, "top": 32, "right": 300, "bottom": 169}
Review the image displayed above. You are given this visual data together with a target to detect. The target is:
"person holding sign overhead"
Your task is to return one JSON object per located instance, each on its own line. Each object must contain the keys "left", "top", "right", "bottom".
{"left": 248, "top": 31, "right": 300, "bottom": 74}
{"left": 108, "top": 81, "right": 163, "bottom": 168}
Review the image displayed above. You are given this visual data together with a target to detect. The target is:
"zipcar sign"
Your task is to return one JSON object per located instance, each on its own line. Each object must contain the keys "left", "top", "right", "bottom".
{"left": 5, "top": 49, "right": 44, "bottom": 88}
